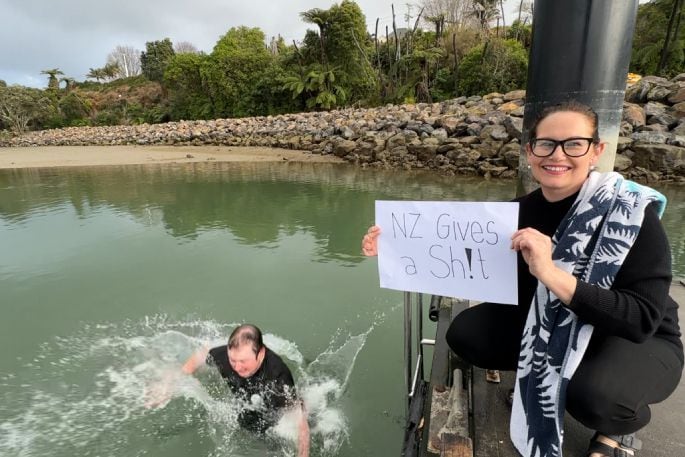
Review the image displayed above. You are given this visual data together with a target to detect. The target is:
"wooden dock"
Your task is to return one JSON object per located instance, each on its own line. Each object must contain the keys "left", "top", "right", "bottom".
{"left": 421, "top": 279, "right": 685, "bottom": 457}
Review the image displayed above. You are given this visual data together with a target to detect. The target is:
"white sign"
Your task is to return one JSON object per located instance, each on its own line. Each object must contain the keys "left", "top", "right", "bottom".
{"left": 375, "top": 201, "right": 519, "bottom": 305}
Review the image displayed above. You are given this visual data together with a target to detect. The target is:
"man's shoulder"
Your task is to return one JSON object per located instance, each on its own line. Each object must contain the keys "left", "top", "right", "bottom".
{"left": 263, "top": 348, "right": 295, "bottom": 383}
{"left": 208, "top": 345, "right": 227, "bottom": 359}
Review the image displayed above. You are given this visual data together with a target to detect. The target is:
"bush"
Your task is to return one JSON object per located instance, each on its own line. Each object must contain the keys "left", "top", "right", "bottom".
{"left": 458, "top": 38, "right": 528, "bottom": 95}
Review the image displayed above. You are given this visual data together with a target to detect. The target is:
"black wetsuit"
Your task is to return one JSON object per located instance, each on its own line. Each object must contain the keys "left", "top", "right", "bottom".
{"left": 207, "top": 345, "right": 296, "bottom": 432}
{"left": 446, "top": 188, "right": 683, "bottom": 434}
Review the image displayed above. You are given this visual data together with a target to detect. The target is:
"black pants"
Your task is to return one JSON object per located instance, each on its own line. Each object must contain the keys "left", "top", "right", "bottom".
{"left": 446, "top": 302, "right": 684, "bottom": 435}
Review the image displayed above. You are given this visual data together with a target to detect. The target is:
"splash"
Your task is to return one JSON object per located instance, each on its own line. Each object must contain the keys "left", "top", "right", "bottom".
{"left": 0, "top": 316, "right": 377, "bottom": 457}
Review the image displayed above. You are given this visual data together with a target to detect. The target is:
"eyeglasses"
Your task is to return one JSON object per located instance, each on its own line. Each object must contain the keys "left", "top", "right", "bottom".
{"left": 529, "top": 137, "right": 595, "bottom": 157}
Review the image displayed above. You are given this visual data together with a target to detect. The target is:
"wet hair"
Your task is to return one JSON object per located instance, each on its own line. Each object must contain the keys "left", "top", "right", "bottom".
{"left": 228, "top": 324, "right": 264, "bottom": 357}
{"left": 528, "top": 100, "right": 600, "bottom": 143}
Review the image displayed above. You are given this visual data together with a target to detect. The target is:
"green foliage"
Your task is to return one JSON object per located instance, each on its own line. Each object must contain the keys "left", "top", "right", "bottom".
{"left": 0, "top": 85, "right": 53, "bottom": 133}
{"left": 299, "top": 0, "right": 377, "bottom": 105}
{"left": 58, "top": 92, "right": 92, "bottom": 125}
{"left": 41, "top": 68, "right": 64, "bottom": 90}
{"left": 458, "top": 38, "right": 527, "bottom": 95}
{"left": 141, "top": 38, "right": 176, "bottom": 82}
{"left": 203, "top": 26, "right": 273, "bottom": 118}
{"left": 631, "top": 0, "right": 685, "bottom": 77}
{"left": 164, "top": 52, "right": 213, "bottom": 120}
{"left": 506, "top": 20, "right": 533, "bottom": 49}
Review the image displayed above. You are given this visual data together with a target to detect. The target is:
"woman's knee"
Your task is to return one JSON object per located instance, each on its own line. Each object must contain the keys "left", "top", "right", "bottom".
{"left": 566, "top": 376, "right": 649, "bottom": 434}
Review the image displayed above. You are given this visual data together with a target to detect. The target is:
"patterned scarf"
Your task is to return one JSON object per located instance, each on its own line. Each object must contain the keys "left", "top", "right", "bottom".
{"left": 510, "top": 172, "right": 667, "bottom": 457}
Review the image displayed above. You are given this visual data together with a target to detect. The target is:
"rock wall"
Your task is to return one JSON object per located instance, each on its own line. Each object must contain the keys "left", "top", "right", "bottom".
{"left": 4, "top": 75, "right": 685, "bottom": 183}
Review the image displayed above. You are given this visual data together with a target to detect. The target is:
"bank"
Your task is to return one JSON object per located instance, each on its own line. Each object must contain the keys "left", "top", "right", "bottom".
{"left": 2, "top": 75, "right": 685, "bottom": 183}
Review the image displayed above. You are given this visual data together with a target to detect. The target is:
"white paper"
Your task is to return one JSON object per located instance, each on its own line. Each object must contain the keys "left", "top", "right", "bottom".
{"left": 375, "top": 200, "right": 519, "bottom": 305}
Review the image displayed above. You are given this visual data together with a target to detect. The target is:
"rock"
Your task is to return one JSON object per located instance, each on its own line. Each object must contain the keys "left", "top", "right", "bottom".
{"left": 644, "top": 101, "right": 668, "bottom": 118}
{"left": 333, "top": 139, "right": 357, "bottom": 157}
{"left": 671, "top": 101, "right": 685, "bottom": 117}
{"left": 631, "top": 131, "right": 670, "bottom": 144}
{"left": 450, "top": 149, "right": 481, "bottom": 166}
{"left": 479, "top": 125, "right": 508, "bottom": 142}
{"left": 503, "top": 90, "right": 526, "bottom": 101}
{"left": 498, "top": 101, "right": 523, "bottom": 113}
{"left": 503, "top": 116, "right": 523, "bottom": 140}
{"left": 625, "top": 80, "right": 651, "bottom": 103}
{"left": 668, "top": 135, "right": 685, "bottom": 147}
{"left": 616, "top": 136, "right": 633, "bottom": 152}
{"left": 501, "top": 144, "right": 521, "bottom": 168}
{"left": 648, "top": 112, "right": 678, "bottom": 128}
{"left": 622, "top": 103, "right": 646, "bottom": 128}
{"left": 614, "top": 154, "right": 632, "bottom": 171}
{"left": 431, "top": 128, "right": 449, "bottom": 141}
{"left": 646, "top": 85, "right": 672, "bottom": 102}
{"left": 668, "top": 87, "right": 685, "bottom": 104}
{"left": 631, "top": 143, "right": 685, "bottom": 172}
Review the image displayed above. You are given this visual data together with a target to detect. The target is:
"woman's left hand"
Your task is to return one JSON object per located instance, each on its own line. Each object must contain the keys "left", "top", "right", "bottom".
{"left": 511, "top": 227, "right": 577, "bottom": 304}
{"left": 510, "top": 227, "right": 555, "bottom": 282}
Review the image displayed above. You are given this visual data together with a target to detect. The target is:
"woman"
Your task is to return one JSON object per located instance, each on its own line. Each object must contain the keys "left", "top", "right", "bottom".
{"left": 361, "top": 101, "right": 683, "bottom": 457}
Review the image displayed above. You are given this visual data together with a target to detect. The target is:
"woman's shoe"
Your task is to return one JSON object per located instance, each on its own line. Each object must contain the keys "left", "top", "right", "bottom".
{"left": 586, "top": 432, "right": 641, "bottom": 456}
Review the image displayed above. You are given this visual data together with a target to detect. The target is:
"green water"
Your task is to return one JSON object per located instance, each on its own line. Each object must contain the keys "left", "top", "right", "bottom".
{"left": 0, "top": 162, "right": 683, "bottom": 457}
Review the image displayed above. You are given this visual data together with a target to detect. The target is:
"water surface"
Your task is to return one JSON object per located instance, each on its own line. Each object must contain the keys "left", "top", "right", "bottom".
{"left": 1, "top": 162, "right": 682, "bottom": 456}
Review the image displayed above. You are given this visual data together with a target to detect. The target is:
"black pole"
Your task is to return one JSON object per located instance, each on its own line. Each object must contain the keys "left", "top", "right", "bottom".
{"left": 518, "top": 0, "right": 639, "bottom": 195}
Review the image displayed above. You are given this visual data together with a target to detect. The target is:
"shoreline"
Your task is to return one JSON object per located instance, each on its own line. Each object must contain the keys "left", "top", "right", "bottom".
{"left": 0, "top": 145, "right": 345, "bottom": 169}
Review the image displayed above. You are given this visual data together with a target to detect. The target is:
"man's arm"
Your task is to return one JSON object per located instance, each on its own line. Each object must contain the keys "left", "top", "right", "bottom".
{"left": 297, "top": 401, "right": 310, "bottom": 457}
{"left": 182, "top": 346, "right": 210, "bottom": 375}
{"left": 145, "top": 346, "right": 209, "bottom": 408}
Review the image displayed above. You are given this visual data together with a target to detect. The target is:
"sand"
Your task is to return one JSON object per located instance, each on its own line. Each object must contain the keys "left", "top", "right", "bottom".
{"left": 0, "top": 145, "right": 345, "bottom": 169}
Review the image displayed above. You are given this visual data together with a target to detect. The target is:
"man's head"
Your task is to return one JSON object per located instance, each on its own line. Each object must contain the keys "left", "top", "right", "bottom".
{"left": 227, "top": 324, "right": 266, "bottom": 378}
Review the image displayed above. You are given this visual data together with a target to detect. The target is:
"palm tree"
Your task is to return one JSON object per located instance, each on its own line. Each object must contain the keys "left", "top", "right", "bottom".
{"left": 60, "top": 77, "right": 76, "bottom": 92}
{"left": 41, "top": 68, "right": 64, "bottom": 90}
{"left": 86, "top": 68, "right": 106, "bottom": 82}
{"left": 300, "top": 8, "right": 330, "bottom": 68}
{"left": 658, "top": 0, "right": 685, "bottom": 75}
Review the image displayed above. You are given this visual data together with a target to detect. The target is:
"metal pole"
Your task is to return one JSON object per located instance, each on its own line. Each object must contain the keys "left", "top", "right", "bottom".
{"left": 416, "top": 293, "right": 424, "bottom": 382}
{"left": 404, "top": 291, "right": 412, "bottom": 410}
{"left": 518, "top": 0, "right": 639, "bottom": 195}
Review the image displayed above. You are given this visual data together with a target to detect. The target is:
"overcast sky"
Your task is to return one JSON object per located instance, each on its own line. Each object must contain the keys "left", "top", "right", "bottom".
{"left": 0, "top": 0, "right": 645, "bottom": 89}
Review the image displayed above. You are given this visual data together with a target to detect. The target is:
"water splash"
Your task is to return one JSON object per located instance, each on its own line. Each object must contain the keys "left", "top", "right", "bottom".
{"left": 0, "top": 316, "right": 377, "bottom": 457}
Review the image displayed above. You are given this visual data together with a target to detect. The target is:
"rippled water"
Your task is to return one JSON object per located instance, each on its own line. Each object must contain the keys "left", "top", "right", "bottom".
{"left": 0, "top": 162, "right": 683, "bottom": 457}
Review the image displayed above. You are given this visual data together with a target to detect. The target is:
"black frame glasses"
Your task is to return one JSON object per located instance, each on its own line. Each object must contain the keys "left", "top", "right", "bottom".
{"left": 529, "top": 137, "right": 595, "bottom": 157}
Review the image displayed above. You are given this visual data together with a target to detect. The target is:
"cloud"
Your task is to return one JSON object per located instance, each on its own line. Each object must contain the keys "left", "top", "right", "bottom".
{"left": 0, "top": 0, "right": 393, "bottom": 87}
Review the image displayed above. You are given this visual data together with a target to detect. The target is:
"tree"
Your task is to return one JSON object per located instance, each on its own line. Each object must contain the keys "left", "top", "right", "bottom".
{"left": 86, "top": 67, "right": 107, "bottom": 82}
{"left": 164, "top": 51, "right": 213, "bottom": 120}
{"left": 41, "top": 68, "right": 64, "bottom": 90}
{"left": 658, "top": 0, "right": 685, "bottom": 74}
{"left": 300, "top": 8, "right": 331, "bottom": 68}
{"left": 174, "top": 41, "right": 200, "bottom": 54}
{"left": 0, "top": 85, "right": 52, "bottom": 134}
{"left": 60, "top": 77, "right": 76, "bottom": 92}
{"left": 107, "top": 45, "right": 141, "bottom": 78}
{"left": 298, "top": 1, "right": 377, "bottom": 105}
{"left": 632, "top": 0, "right": 685, "bottom": 77}
{"left": 458, "top": 38, "right": 527, "bottom": 94}
{"left": 204, "top": 26, "right": 273, "bottom": 117}
{"left": 141, "top": 38, "right": 176, "bottom": 82}
{"left": 420, "top": 0, "right": 473, "bottom": 28}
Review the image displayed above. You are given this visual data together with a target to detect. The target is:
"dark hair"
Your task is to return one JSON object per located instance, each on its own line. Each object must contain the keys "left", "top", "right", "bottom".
{"left": 228, "top": 324, "right": 264, "bottom": 357}
{"left": 528, "top": 100, "right": 600, "bottom": 143}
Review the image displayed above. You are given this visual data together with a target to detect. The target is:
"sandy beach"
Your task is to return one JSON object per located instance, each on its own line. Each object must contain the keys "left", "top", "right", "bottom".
{"left": 0, "top": 145, "right": 345, "bottom": 169}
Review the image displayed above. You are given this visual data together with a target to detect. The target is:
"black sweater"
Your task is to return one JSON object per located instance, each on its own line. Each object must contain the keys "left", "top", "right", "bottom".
{"left": 516, "top": 188, "right": 683, "bottom": 360}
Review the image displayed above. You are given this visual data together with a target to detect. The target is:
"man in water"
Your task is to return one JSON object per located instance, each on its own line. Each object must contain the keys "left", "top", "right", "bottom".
{"left": 151, "top": 324, "right": 309, "bottom": 457}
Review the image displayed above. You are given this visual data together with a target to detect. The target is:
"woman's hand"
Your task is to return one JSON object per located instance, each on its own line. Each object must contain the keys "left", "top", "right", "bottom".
{"left": 511, "top": 227, "right": 576, "bottom": 304}
{"left": 361, "top": 225, "right": 381, "bottom": 256}
{"left": 511, "top": 228, "right": 555, "bottom": 280}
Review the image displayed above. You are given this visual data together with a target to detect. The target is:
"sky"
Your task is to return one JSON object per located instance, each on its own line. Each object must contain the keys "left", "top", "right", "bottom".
{"left": 0, "top": 0, "right": 647, "bottom": 89}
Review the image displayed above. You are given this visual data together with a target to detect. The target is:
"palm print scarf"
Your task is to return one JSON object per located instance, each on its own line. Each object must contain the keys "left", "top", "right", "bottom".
{"left": 510, "top": 172, "right": 666, "bottom": 457}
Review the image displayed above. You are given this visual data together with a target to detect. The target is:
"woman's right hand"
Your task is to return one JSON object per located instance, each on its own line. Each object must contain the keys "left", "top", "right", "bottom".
{"left": 361, "top": 225, "right": 381, "bottom": 256}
